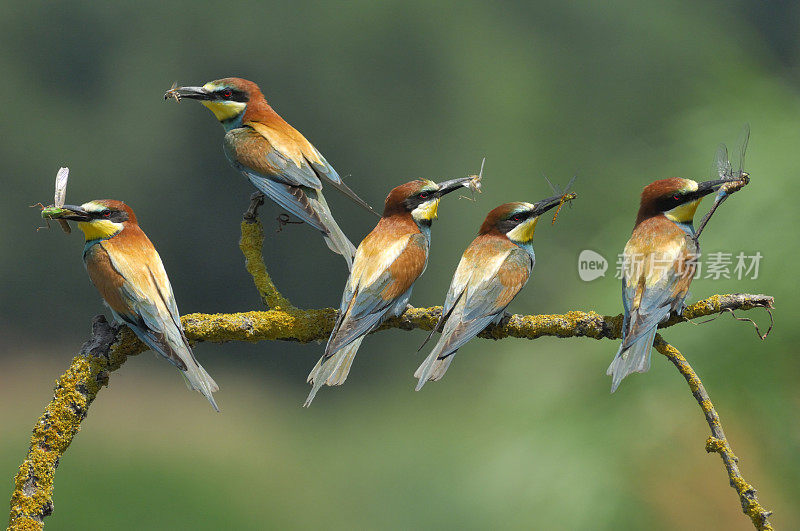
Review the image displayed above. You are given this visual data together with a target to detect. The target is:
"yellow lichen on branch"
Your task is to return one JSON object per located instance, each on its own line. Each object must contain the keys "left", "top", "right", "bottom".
{"left": 6, "top": 293, "right": 773, "bottom": 531}
{"left": 239, "top": 212, "right": 293, "bottom": 311}
{"left": 8, "top": 317, "right": 132, "bottom": 531}
{"left": 653, "top": 335, "right": 773, "bottom": 531}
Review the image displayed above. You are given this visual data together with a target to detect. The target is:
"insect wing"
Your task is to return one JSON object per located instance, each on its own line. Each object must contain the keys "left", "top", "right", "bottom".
{"left": 736, "top": 123, "right": 750, "bottom": 178}
{"left": 54, "top": 167, "right": 69, "bottom": 208}
{"left": 562, "top": 175, "right": 577, "bottom": 195}
{"left": 711, "top": 143, "right": 732, "bottom": 180}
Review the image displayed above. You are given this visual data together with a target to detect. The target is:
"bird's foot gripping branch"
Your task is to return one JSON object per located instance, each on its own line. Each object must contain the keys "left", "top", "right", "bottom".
{"left": 8, "top": 211, "right": 775, "bottom": 530}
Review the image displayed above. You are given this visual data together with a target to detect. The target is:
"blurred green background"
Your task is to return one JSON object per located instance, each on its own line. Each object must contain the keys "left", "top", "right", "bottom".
{"left": 1, "top": 1, "right": 798, "bottom": 529}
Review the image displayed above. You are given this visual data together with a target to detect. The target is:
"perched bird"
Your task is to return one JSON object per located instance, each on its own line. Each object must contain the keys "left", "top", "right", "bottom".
{"left": 304, "top": 177, "right": 476, "bottom": 406}
{"left": 165, "top": 77, "right": 377, "bottom": 270}
{"left": 415, "top": 196, "right": 570, "bottom": 389}
{"left": 43, "top": 200, "right": 220, "bottom": 410}
{"left": 607, "top": 177, "right": 727, "bottom": 392}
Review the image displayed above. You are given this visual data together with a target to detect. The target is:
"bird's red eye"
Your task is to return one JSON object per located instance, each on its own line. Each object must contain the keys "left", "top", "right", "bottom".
{"left": 103, "top": 211, "right": 111, "bottom": 218}
{"left": 419, "top": 192, "right": 429, "bottom": 199}
{"left": 222, "top": 89, "right": 233, "bottom": 99}
{"left": 673, "top": 194, "right": 681, "bottom": 201}
{"left": 511, "top": 214, "right": 522, "bottom": 222}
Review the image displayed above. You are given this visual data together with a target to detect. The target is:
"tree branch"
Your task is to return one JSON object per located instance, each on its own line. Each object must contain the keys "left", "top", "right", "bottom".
{"left": 239, "top": 198, "right": 294, "bottom": 311}
{"left": 653, "top": 335, "right": 773, "bottom": 531}
{"left": 8, "top": 212, "right": 776, "bottom": 530}
{"left": 7, "top": 317, "right": 140, "bottom": 531}
{"left": 180, "top": 292, "right": 773, "bottom": 345}
{"left": 6, "top": 292, "right": 772, "bottom": 530}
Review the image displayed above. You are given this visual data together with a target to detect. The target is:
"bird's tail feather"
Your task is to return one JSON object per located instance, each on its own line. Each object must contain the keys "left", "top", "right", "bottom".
{"left": 181, "top": 360, "right": 220, "bottom": 412}
{"left": 312, "top": 190, "right": 357, "bottom": 270}
{"left": 607, "top": 325, "right": 657, "bottom": 393}
{"left": 304, "top": 337, "right": 363, "bottom": 407}
{"left": 414, "top": 344, "right": 454, "bottom": 391}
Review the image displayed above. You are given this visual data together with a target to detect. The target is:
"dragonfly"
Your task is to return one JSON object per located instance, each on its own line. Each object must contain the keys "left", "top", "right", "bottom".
{"left": 544, "top": 175, "right": 577, "bottom": 224}
{"left": 695, "top": 124, "right": 751, "bottom": 240}
{"left": 36, "top": 167, "right": 72, "bottom": 233}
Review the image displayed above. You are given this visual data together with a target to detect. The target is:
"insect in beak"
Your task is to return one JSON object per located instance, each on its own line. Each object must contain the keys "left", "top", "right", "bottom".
{"left": 544, "top": 175, "right": 577, "bottom": 224}
{"left": 458, "top": 157, "right": 486, "bottom": 201}
{"left": 165, "top": 81, "right": 182, "bottom": 103}
{"left": 35, "top": 167, "right": 72, "bottom": 233}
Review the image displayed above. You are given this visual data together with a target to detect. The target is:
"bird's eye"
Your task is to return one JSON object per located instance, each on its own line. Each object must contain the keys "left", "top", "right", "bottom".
{"left": 221, "top": 89, "right": 233, "bottom": 99}
{"left": 102, "top": 210, "right": 112, "bottom": 218}
{"left": 673, "top": 194, "right": 681, "bottom": 201}
{"left": 419, "top": 192, "right": 430, "bottom": 200}
{"left": 511, "top": 214, "right": 523, "bottom": 222}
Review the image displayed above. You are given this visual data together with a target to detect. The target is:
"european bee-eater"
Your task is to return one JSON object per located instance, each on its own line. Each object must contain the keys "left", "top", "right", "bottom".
{"left": 43, "top": 200, "right": 220, "bottom": 410}
{"left": 415, "top": 196, "right": 570, "bottom": 390}
{"left": 608, "top": 177, "right": 728, "bottom": 392}
{"left": 165, "top": 77, "right": 376, "bottom": 270}
{"left": 304, "top": 177, "right": 475, "bottom": 406}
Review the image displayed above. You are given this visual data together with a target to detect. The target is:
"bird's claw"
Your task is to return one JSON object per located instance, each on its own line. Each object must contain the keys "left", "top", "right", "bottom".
{"left": 243, "top": 192, "right": 265, "bottom": 222}
{"left": 276, "top": 213, "right": 303, "bottom": 232}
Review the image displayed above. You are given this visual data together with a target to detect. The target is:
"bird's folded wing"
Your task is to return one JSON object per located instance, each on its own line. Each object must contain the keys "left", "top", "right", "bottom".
{"left": 433, "top": 246, "right": 532, "bottom": 356}
{"left": 621, "top": 242, "right": 693, "bottom": 349}
{"left": 418, "top": 244, "right": 478, "bottom": 350}
{"left": 227, "top": 123, "right": 323, "bottom": 189}
{"left": 96, "top": 240, "right": 193, "bottom": 370}
{"left": 242, "top": 121, "right": 376, "bottom": 215}
{"left": 327, "top": 233, "right": 427, "bottom": 354}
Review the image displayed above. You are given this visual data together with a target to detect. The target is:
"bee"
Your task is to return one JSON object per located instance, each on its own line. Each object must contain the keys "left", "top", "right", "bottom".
{"left": 164, "top": 81, "right": 181, "bottom": 103}
{"left": 36, "top": 167, "right": 71, "bottom": 233}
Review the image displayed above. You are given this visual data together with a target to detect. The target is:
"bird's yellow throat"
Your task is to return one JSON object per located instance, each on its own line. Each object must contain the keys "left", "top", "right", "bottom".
{"left": 77, "top": 220, "right": 122, "bottom": 241}
{"left": 507, "top": 216, "right": 539, "bottom": 243}
{"left": 412, "top": 198, "right": 440, "bottom": 222}
{"left": 665, "top": 198, "right": 702, "bottom": 224}
{"left": 200, "top": 100, "right": 247, "bottom": 122}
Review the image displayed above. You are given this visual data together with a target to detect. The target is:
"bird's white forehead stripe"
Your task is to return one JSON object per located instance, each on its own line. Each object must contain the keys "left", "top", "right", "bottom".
{"left": 202, "top": 82, "right": 220, "bottom": 91}
{"left": 81, "top": 201, "right": 106, "bottom": 212}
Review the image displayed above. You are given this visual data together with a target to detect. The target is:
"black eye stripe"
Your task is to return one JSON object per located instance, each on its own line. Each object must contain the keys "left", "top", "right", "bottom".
{"left": 215, "top": 88, "right": 248, "bottom": 102}
{"left": 91, "top": 209, "right": 128, "bottom": 222}
{"left": 403, "top": 190, "right": 436, "bottom": 211}
{"left": 497, "top": 210, "right": 533, "bottom": 232}
{"left": 658, "top": 191, "right": 696, "bottom": 212}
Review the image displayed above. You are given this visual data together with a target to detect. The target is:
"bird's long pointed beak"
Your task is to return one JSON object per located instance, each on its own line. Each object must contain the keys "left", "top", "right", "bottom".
{"left": 435, "top": 176, "right": 475, "bottom": 197}
{"left": 164, "top": 86, "right": 212, "bottom": 101}
{"left": 41, "top": 204, "right": 91, "bottom": 222}
{"left": 696, "top": 178, "right": 729, "bottom": 197}
{"left": 532, "top": 194, "right": 571, "bottom": 216}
